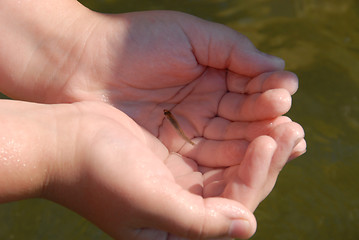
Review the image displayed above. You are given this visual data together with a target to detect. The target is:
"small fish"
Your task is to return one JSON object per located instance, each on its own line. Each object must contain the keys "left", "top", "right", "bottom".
{"left": 163, "top": 109, "right": 195, "bottom": 145}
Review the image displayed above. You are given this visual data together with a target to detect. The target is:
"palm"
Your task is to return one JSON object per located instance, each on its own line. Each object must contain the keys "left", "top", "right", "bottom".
{"left": 114, "top": 67, "right": 226, "bottom": 146}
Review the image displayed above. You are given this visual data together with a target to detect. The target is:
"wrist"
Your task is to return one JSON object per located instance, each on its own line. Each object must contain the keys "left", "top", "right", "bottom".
{"left": 0, "top": 101, "right": 54, "bottom": 202}
{"left": 0, "top": 0, "right": 103, "bottom": 102}
{"left": 0, "top": 100, "right": 79, "bottom": 203}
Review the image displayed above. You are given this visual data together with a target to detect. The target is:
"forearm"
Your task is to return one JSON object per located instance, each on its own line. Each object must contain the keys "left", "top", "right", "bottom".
{"left": 0, "top": 0, "right": 97, "bottom": 102}
{"left": 0, "top": 100, "right": 75, "bottom": 203}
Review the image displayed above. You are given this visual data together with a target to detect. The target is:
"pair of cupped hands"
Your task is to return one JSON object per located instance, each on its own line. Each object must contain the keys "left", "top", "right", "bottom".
{"left": 6, "top": 6, "right": 306, "bottom": 240}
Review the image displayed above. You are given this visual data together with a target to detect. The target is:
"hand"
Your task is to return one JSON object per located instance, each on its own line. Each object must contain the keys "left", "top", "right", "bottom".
{"left": 46, "top": 10, "right": 299, "bottom": 145}
{"left": 33, "top": 9, "right": 305, "bottom": 164}
{"left": 85, "top": 11, "right": 307, "bottom": 219}
{"left": 0, "top": 4, "right": 307, "bottom": 239}
{"left": 1, "top": 3, "right": 304, "bottom": 162}
{"left": 0, "top": 6, "right": 284, "bottom": 104}
{"left": 55, "top": 10, "right": 287, "bottom": 108}
{"left": 38, "top": 101, "right": 305, "bottom": 240}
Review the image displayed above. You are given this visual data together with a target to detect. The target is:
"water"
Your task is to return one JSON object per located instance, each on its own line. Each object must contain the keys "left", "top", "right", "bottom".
{"left": 1, "top": 0, "right": 359, "bottom": 239}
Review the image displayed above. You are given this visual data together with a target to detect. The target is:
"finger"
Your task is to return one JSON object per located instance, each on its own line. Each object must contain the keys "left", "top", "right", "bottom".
{"left": 201, "top": 168, "right": 227, "bottom": 198}
{"left": 203, "top": 116, "right": 292, "bottom": 141}
{"left": 218, "top": 89, "right": 292, "bottom": 121}
{"left": 221, "top": 136, "right": 277, "bottom": 211}
{"left": 185, "top": 18, "right": 285, "bottom": 76}
{"left": 289, "top": 138, "right": 307, "bottom": 160}
{"left": 236, "top": 136, "right": 276, "bottom": 188}
{"left": 227, "top": 71, "right": 299, "bottom": 95}
{"left": 180, "top": 14, "right": 284, "bottom": 76}
{"left": 164, "top": 153, "right": 199, "bottom": 177}
{"left": 269, "top": 122, "right": 305, "bottom": 176}
{"left": 131, "top": 179, "right": 257, "bottom": 239}
{"left": 164, "top": 153, "right": 203, "bottom": 195}
{"left": 180, "top": 139, "right": 249, "bottom": 167}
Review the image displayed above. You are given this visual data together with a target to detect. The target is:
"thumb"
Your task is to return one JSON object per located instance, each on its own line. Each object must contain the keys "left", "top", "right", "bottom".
{"left": 182, "top": 15, "right": 285, "bottom": 77}
{"left": 134, "top": 181, "right": 257, "bottom": 239}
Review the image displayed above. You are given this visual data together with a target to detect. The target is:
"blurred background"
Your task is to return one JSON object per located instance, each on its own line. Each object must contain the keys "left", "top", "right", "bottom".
{"left": 1, "top": 0, "right": 358, "bottom": 239}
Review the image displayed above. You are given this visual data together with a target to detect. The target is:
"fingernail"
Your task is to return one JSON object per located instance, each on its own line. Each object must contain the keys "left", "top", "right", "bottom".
{"left": 229, "top": 219, "right": 251, "bottom": 238}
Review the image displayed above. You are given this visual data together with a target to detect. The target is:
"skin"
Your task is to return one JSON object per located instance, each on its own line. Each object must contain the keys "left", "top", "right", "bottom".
{"left": 0, "top": 0, "right": 306, "bottom": 239}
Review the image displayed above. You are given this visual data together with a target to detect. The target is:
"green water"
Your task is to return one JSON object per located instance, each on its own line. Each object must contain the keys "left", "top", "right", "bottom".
{"left": 1, "top": 0, "right": 359, "bottom": 239}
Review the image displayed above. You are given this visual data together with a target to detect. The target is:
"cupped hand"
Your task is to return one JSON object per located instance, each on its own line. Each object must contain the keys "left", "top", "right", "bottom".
{"left": 55, "top": 10, "right": 286, "bottom": 103}
{"left": 45, "top": 11, "right": 289, "bottom": 118}
{"left": 43, "top": 101, "right": 305, "bottom": 240}
{"left": 1, "top": 3, "right": 307, "bottom": 240}
{"left": 47, "top": 12, "right": 307, "bottom": 238}
{"left": 58, "top": 10, "right": 301, "bottom": 149}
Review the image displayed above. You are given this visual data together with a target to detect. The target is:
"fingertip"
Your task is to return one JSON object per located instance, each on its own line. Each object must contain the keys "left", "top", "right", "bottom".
{"left": 281, "top": 71, "right": 299, "bottom": 95}
{"left": 289, "top": 138, "right": 307, "bottom": 161}
{"left": 271, "top": 121, "right": 305, "bottom": 144}
{"left": 200, "top": 198, "right": 257, "bottom": 239}
{"left": 232, "top": 51, "right": 286, "bottom": 77}
{"left": 245, "top": 136, "right": 277, "bottom": 162}
{"left": 257, "top": 88, "right": 292, "bottom": 119}
{"left": 254, "top": 135, "right": 277, "bottom": 150}
{"left": 257, "top": 50, "right": 286, "bottom": 70}
{"left": 273, "top": 88, "right": 293, "bottom": 114}
{"left": 228, "top": 208, "right": 257, "bottom": 239}
{"left": 238, "top": 135, "right": 276, "bottom": 183}
{"left": 261, "top": 71, "right": 299, "bottom": 95}
{"left": 229, "top": 218, "right": 257, "bottom": 239}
